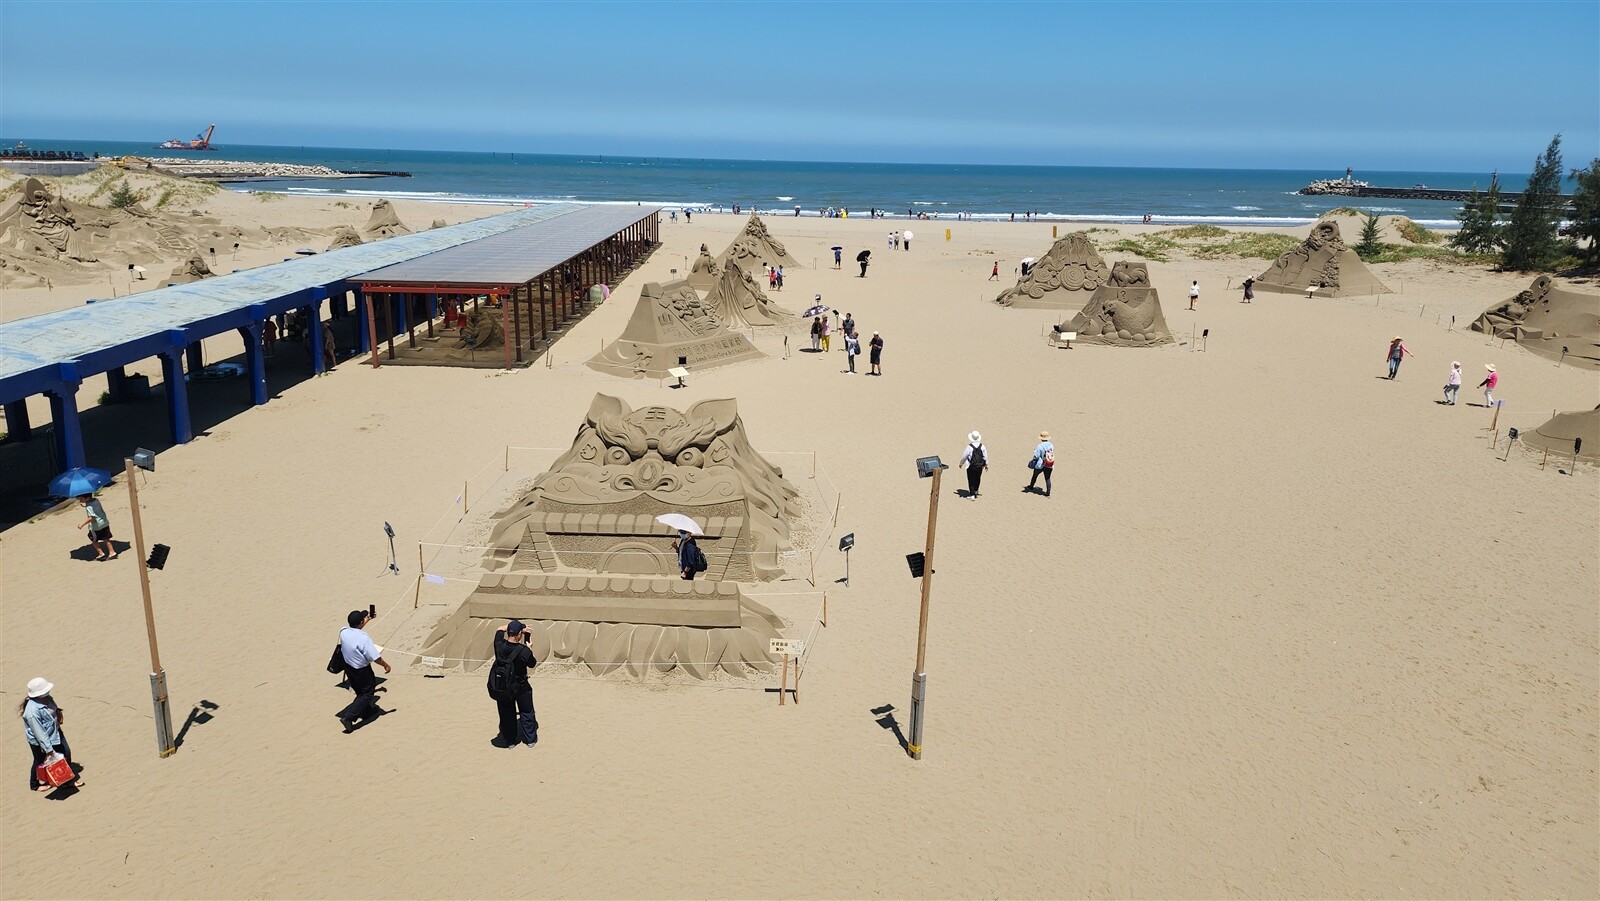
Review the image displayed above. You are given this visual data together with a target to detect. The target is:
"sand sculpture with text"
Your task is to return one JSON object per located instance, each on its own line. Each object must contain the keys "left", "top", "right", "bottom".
{"left": 1471, "top": 276, "right": 1600, "bottom": 371}
{"left": 996, "top": 232, "right": 1110, "bottom": 308}
{"left": 1060, "top": 261, "right": 1175, "bottom": 346}
{"left": 1252, "top": 220, "right": 1389, "bottom": 297}
{"left": 420, "top": 394, "right": 801, "bottom": 677}
{"left": 706, "top": 260, "right": 796, "bottom": 328}
{"left": 717, "top": 214, "right": 799, "bottom": 271}
{"left": 1520, "top": 406, "right": 1599, "bottom": 462}
{"left": 687, "top": 242, "right": 722, "bottom": 288}
{"left": 362, "top": 199, "right": 411, "bottom": 240}
{"left": 587, "top": 279, "right": 764, "bottom": 378}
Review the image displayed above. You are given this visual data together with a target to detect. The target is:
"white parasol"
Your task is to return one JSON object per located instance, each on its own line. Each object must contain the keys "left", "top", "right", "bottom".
{"left": 655, "top": 513, "right": 703, "bottom": 535}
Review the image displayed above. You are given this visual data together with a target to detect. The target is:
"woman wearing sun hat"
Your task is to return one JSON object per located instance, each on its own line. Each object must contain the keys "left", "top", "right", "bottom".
{"left": 958, "top": 431, "right": 989, "bottom": 499}
{"left": 20, "top": 677, "right": 76, "bottom": 792}
{"left": 1477, "top": 364, "right": 1498, "bottom": 406}
{"left": 1386, "top": 336, "right": 1412, "bottom": 379}
{"left": 1026, "top": 431, "right": 1056, "bottom": 497}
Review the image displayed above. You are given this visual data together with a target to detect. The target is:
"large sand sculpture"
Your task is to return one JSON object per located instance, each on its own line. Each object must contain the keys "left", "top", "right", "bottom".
{"left": 326, "top": 225, "right": 364, "bottom": 250}
{"left": 687, "top": 242, "right": 722, "bottom": 288}
{"left": 717, "top": 214, "right": 799, "bottom": 271}
{"left": 1253, "top": 220, "right": 1389, "bottom": 297}
{"left": 361, "top": 199, "right": 411, "bottom": 240}
{"left": 706, "top": 260, "right": 795, "bottom": 328}
{"left": 1471, "top": 276, "right": 1600, "bottom": 371}
{"left": 587, "top": 279, "right": 764, "bottom": 378}
{"left": 1060, "top": 261, "right": 1175, "bottom": 346}
{"left": 421, "top": 394, "right": 802, "bottom": 677}
{"left": 1521, "top": 406, "right": 1599, "bottom": 462}
{"left": 163, "top": 255, "right": 215, "bottom": 287}
{"left": 996, "top": 232, "right": 1110, "bottom": 308}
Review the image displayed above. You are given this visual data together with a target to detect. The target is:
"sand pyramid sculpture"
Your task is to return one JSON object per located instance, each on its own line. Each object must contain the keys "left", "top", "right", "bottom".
{"left": 421, "top": 393, "right": 803, "bottom": 678}
{"left": 1253, "top": 220, "right": 1389, "bottom": 297}
{"left": 1060, "top": 261, "right": 1176, "bottom": 346}
{"left": 996, "top": 232, "right": 1110, "bottom": 308}
{"left": 1471, "top": 276, "right": 1600, "bottom": 371}
{"left": 706, "top": 260, "right": 796, "bottom": 328}
{"left": 587, "top": 279, "right": 764, "bottom": 378}
{"left": 717, "top": 214, "right": 799, "bottom": 272}
{"left": 1521, "top": 406, "right": 1599, "bottom": 462}
{"left": 686, "top": 242, "right": 722, "bottom": 288}
{"left": 326, "top": 225, "right": 364, "bottom": 250}
{"left": 361, "top": 199, "right": 411, "bottom": 239}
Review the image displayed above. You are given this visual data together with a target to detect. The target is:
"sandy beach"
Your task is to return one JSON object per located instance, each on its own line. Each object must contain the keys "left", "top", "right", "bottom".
{"left": 1, "top": 188, "right": 1596, "bottom": 899}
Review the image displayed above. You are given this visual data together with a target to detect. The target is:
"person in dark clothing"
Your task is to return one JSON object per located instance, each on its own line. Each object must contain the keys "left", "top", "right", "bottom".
{"left": 674, "top": 530, "right": 704, "bottom": 580}
{"left": 21, "top": 677, "right": 78, "bottom": 792}
{"left": 488, "top": 620, "right": 538, "bottom": 748}
{"left": 337, "top": 610, "right": 390, "bottom": 732}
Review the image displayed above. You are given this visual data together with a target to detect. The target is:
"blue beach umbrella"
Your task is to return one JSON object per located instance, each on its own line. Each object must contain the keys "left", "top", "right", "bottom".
{"left": 48, "top": 467, "right": 113, "bottom": 499}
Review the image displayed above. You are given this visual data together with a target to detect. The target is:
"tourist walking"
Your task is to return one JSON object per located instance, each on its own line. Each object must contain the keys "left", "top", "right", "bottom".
{"left": 833, "top": 247, "right": 842, "bottom": 269}
{"left": 775, "top": 266, "right": 784, "bottom": 291}
{"left": 336, "top": 610, "right": 390, "bottom": 732}
{"left": 844, "top": 331, "right": 860, "bottom": 373}
{"left": 959, "top": 431, "right": 989, "bottom": 499}
{"left": 1026, "top": 431, "right": 1055, "bottom": 497}
{"left": 810, "top": 315, "right": 823, "bottom": 352}
{"left": 76, "top": 493, "right": 116, "bottom": 561}
{"left": 21, "top": 677, "right": 78, "bottom": 792}
{"left": 486, "top": 620, "right": 538, "bottom": 748}
{"left": 869, "top": 331, "right": 883, "bottom": 375}
{"left": 1478, "top": 364, "right": 1498, "bottom": 406}
{"left": 1443, "top": 361, "right": 1462, "bottom": 405}
{"left": 858, "top": 253, "right": 869, "bottom": 278}
{"left": 887, "top": 232, "right": 895, "bottom": 250}
{"left": 262, "top": 318, "right": 278, "bottom": 357}
{"left": 1241, "top": 277, "right": 1254, "bottom": 303}
{"left": 903, "top": 230, "right": 913, "bottom": 251}
{"left": 1386, "top": 336, "right": 1412, "bottom": 379}
{"left": 989, "top": 261, "right": 1000, "bottom": 281}
{"left": 842, "top": 312, "right": 855, "bottom": 338}
{"left": 821, "top": 316, "right": 833, "bottom": 352}
{"left": 675, "top": 530, "right": 707, "bottom": 581}
{"left": 1188, "top": 280, "right": 1200, "bottom": 310}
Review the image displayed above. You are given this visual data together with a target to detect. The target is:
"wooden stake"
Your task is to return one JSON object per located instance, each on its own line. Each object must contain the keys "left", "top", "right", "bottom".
{"left": 413, "top": 574, "right": 422, "bottom": 609}
{"left": 1541, "top": 447, "right": 1550, "bottom": 470}
{"left": 417, "top": 543, "right": 424, "bottom": 574}
{"left": 822, "top": 591, "right": 828, "bottom": 627}
{"left": 1489, "top": 403, "right": 1501, "bottom": 432}
{"left": 808, "top": 552, "right": 815, "bottom": 587}
{"left": 463, "top": 481, "right": 469, "bottom": 515}
{"left": 504, "top": 445, "right": 509, "bottom": 471}
{"left": 780, "top": 656, "right": 789, "bottom": 706}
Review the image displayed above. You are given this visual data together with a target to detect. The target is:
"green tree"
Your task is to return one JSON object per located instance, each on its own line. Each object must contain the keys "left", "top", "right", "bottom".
{"left": 1354, "top": 212, "right": 1383, "bottom": 260}
{"left": 1450, "top": 183, "right": 1503, "bottom": 254}
{"left": 107, "top": 180, "right": 142, "bottom": 210}
{"left": 1500, "top": 134, "right": 1565, "bottom": 271}
{"left": 1567, "top": 158, "right": 1600, "bottom": 268}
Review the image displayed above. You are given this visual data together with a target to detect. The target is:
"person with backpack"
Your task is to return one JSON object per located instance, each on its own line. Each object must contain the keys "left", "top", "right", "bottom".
{"left": 675, "top": 530, "right": 709, "bottom": 581}
{"left": 487, "top": 620, "right": 538, "bottom": 748}
{"left": 959, "top": 431, "right": 989, "bottom": 500}
{"left": 1026, "top": 431, "right": 1055, "bottom": 497}
{"left": 336, "top": 610, "right": 390, "bottom": 733}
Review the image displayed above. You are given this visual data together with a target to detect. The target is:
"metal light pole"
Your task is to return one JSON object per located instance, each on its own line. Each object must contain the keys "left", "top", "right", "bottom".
{"left": 909, "top": 456, "right": 947, "bottom": 760}
{"left": 124, "top": 451, "right": 175, "bottom": 757}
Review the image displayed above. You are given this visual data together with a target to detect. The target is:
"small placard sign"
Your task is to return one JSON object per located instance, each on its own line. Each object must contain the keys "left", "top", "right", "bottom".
{"left": 420, "top": 656, "right": 445, "bottom": 667}
{"left": 769, "top": 638, "right": 805, "bottom": 657}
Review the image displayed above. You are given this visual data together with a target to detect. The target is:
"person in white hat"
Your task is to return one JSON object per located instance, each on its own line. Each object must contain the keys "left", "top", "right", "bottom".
{"left": 1477, "top": 364, "right": 1498, "bottom": 406}
{"left": 1027, "top": 431, "right": 1056, "bottom": 497}
{"left": 20, "top": 677, "right": 77, "bottom": 792}
{"left": 959, "top": 431, "right": 989, "bottom": 499}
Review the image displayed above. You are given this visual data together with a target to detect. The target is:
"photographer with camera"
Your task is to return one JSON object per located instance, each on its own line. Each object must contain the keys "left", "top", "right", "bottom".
{"left": 337, "top": 610, "right": 390, "bottom": 733}
{"left": 486, "top": 620, "right": 538, "bottom": 748}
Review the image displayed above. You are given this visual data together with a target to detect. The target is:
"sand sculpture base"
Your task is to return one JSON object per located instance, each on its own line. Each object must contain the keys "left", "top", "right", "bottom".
{"left": 1471, "top": 276, "right": 1600, "bottom": 370}
{"left": 1061, "top": 262, "right": 1175, "bottom": 346}
{"left": 1253, "top": 220, "right": 1389, "bottom": 297}
{"left": 1522, "top": 407, "right": 1599, "bottom": 462}
{"left": 588, "top": 279, "right": 764, "bottom": 378}
{"left": 996, "top": 232, "right": 1109, "bottom": 308}
{"left": 421, "top": 576, "right": 783, "bottom": 678}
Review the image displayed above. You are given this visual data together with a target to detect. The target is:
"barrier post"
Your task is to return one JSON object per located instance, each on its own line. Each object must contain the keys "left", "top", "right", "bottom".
{"left": 413, "top": 574, "right": 422, "bottom": 609}
{"left": 822, "top": 591, "right": 828, "bottom": 627}
{"left": 463, "top": 481, "right": 469, "bottom": 515}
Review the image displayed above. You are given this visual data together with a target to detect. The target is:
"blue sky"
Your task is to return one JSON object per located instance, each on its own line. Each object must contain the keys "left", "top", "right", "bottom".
{"left": 2, "top": 0, "right": 1595, "bottom": 170}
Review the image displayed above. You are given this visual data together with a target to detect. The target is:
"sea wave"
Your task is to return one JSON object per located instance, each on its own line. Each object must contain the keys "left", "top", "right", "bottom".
{"left": 1232, "top": 205, "right": 1262, "bottom": 211}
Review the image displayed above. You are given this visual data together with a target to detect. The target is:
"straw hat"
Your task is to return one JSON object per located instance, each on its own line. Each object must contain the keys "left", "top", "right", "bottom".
{"left": 968, "top": 431, "right": 982, "bottom": 444}
{"left": 1485, "top": 364, "right": 1496, "bottom": 372}
{"left": 1039, "top": 431, "right": 1050, "bottom": 440}
{"left": 1392, "top": 336, "right": 1403, "bottom": 342}
{"left": 1451, "top": 361, "right": 1461, "bottom": 368}
{"left": 26, "top": 677, "right": 52, "bottom": 698}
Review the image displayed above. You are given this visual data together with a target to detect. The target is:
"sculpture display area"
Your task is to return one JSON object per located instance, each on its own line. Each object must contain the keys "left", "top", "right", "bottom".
{"left": 706, "top": 260, "right": 796, "bottom": 329}
{"left": 717, "top": 214, "right": 799, "bottom": 272}
{"left": 1060, "top": 261, "right": 1175, "bottom": 346}
{"left": 1252, "top": 220, "right": 1389, "bottom": 297}
{"left": 362, "top": 199, "right": 411, "bottom": 240}
{"left": 587, "top": 279, "right": 764, "bottom": 378}
{"left": 1471, "top": 276, "right": 1600, "bottom": 370}
{"left": 421, "top": 394, "right": 802, "bottom": 677}
{"left": 687, "top": 242, "right": 722, "bottom": 289}
{"left": 996, "top": 232, "right": 1110, "bottom": 308}
{"left": 1521, "top": 406, "right": 1599, "bottom": 463}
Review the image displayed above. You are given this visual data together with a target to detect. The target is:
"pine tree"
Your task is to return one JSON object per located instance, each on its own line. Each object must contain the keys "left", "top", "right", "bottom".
{"left": 1500, "top": 134, "right": 1565, "bottom": 271}
{"left": 1354, "top": 212, "right": 1383, "bottom": 260}
{"left": 1567, "top": 158, "right": 1600, "bottom": 268}
{"left": 1450, "top": 183, "right": 1502, "bottom": 254}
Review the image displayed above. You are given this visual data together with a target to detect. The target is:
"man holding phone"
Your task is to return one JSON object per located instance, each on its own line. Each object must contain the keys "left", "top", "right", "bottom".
{"left": 488, "top": 620, "right": 538, "bottom": 748}
{"left": 337, "top": 609, "right": 390, "bottom": 732}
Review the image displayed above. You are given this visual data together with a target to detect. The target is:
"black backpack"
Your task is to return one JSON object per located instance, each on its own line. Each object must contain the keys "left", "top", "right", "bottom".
{"left": 969, "top": 443, "right": 986, "bottom": 469}
{"left": 687, "top": 541, "right": 709, "bottom": 574}
{"left": 487, "top": 647, "right": 516, "bottom": 699}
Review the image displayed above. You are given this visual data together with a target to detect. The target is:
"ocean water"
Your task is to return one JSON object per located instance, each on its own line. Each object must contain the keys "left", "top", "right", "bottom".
{"left": 16, "top": 138, "right": 1523, "bottom": 228}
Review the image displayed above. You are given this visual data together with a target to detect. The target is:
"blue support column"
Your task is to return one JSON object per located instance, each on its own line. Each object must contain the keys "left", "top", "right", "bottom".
{"left": 185, "top": 342, "right": 204, "bottom": 374}
{"left": 46, "top": 385, "right": 86, "bottom": 471}
{"left": 308, "top": 306, "right": 327, "bottom": 375}
{"left": 105, "top": 366, "right": 128, "bottom": 403}
{"left": 2, "top": 400, "right": 31, "bottom": 440}
{"left": 354, "top": 289, "right": 370, "bottom": 353}
{"left": 238, "top": 322, "right": 267, "bottom": 406}
{"left": 160, "top": 346, "right": 194, "bottom": 444}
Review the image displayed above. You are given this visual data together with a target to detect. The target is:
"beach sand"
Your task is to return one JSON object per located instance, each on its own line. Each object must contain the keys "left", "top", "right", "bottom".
{"left": 1, "top": 199, "right": 1596, "bottom": 899}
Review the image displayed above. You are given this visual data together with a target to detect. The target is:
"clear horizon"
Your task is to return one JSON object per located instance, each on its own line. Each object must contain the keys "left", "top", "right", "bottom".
{"left": 2, "top": 0, "right": 1595, "bottom": 172}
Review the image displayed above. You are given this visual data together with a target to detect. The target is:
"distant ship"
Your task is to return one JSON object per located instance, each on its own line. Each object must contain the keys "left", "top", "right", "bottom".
{"left": 156, "top": 124, "right": 216, "bottom": 151}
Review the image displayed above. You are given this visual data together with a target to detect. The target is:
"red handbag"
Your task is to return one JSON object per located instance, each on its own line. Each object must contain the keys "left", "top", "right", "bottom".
{"left": 36, "top": 753, "right": 74, "bottom": 788}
